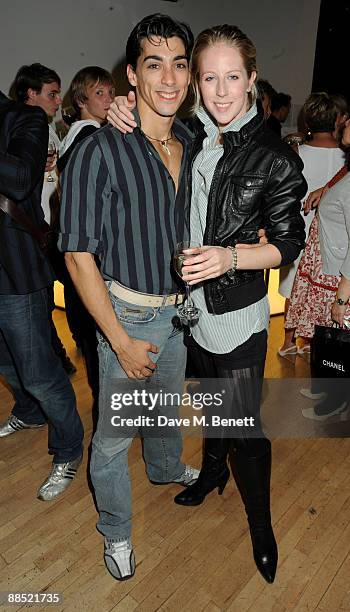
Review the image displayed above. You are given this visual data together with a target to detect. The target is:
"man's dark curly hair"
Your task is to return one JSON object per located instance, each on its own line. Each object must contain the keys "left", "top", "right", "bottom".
{"left": 126, "top": 13, "right": 194, "bottom": 69}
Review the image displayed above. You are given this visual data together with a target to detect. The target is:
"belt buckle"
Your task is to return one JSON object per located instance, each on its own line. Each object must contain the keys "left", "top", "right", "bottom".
{"left": 160, "top": 292, "right": 178, "bottom": 307}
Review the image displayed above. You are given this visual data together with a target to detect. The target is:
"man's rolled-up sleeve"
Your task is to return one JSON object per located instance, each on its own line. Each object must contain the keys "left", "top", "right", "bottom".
{"left": 58, "top": 136, "right": 109, "bottom": 255}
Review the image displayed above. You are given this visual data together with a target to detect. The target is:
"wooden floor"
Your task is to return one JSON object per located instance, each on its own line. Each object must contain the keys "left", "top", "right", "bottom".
{"left": 0, "top": 311, "right": 350, "bottom": 612}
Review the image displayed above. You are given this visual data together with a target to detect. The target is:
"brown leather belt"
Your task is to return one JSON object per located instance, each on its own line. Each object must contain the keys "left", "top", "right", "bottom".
{"left": 108, "top": 280, "right": 184, "bottom": 307}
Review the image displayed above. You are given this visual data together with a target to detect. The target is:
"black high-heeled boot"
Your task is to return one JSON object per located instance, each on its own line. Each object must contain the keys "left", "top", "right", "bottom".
{"left": 232, "top": 445, "right": 278, "bottom": 584}
{"left": 174, "top": 437, "right": 230, "bottom": 506}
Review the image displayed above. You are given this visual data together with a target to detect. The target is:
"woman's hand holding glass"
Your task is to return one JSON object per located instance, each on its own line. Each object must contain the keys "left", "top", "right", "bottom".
{"left": 181, "top": 245, "right": 233, "bottom": 285}
{"left": 173, "top": 242, "right": 201, "bottom": 327}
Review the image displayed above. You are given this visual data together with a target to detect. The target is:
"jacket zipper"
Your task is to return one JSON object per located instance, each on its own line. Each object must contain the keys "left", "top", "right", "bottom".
{"left": 204, "top": 138, "right": 233, "bottom": 311}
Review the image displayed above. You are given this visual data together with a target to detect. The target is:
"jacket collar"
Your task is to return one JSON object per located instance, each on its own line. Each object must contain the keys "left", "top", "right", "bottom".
{"left": 225, "top": 111, "right": 265, "bottom": 146}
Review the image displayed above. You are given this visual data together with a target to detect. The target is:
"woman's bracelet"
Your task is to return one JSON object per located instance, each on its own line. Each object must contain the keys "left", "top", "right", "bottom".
{"left": 227, "top": 246, "right": 238, "bottom": 273}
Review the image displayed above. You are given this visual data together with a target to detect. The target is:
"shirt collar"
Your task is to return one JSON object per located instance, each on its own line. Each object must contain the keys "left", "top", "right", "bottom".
{"left": 197, "top": 103, "right": 258, "bottom": 140}
{"left": 131, "top": 108, "right": 189, "bottom": 146}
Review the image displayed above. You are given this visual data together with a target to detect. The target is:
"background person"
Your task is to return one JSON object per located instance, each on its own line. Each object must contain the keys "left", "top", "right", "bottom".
{"left": 57, "top": 66, "right": 116, "bottom": 403}
{"left": 0, "top": 90, "right": 83, "bottom": 501}
{"left": 279, "top": 93, "right": 345, "bottom": 357}
{"left": 266, "top": 92, "right": 291, "bottom": 137}
{"left": 256, "top": 78, "right": 276, "bottom": 118}
{"left": 13, "top": 62, "right": 76, "bottom": 375}
{"left": 58, "top": 66, "right": 115, "bottom": 169}
{"left": 285, "top": 119, "right": 350, "bottom": 419}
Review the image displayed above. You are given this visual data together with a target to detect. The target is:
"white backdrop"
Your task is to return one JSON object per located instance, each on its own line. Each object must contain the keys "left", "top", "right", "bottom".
{"left": 1, "top": 0, "right": 320, "bottom": 105}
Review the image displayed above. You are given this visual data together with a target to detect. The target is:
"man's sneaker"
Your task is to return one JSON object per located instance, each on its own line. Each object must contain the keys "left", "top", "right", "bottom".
{"left": 104, "top": 539, "right": 136, "bottom": 581}
{"left": 0, "top": 414, "right": 46, "bottom": 438}
{"left": 151, "top": 465, "right": 200, "bottom": 487}
{"left": 172, "top": 465, "right": 200, "bottom": 487}
{"left": 37, "top": 454, "right": 82, "bottom": 501}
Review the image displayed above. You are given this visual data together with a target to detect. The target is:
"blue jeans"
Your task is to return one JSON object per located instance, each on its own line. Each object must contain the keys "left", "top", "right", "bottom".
{"left": 90, "top": 291, "right": 186, "bottom": 541}
{"left": 0, "top": 288, "right": 84, "bottom": 462}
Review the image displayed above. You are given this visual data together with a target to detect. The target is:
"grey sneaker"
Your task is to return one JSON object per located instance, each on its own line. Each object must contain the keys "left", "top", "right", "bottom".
{"left": 0, "top": 414, "right": 46, "bottom": 438}
{"left": 104, "top": 539, "right": 136, "bottom": 581}
{"left": 37, "top": 454, "right": 82, "bottom": 501}
{"left": 172, "top": 465, "right": 200, "bottom": 487}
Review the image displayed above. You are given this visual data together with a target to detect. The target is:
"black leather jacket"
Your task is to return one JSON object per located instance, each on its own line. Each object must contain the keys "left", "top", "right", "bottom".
{"left": 189, "top": 111, "right": 307, "bottom": 314}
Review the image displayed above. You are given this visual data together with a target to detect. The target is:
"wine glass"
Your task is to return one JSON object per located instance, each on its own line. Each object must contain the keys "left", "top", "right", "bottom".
{"left": 173, "top": 241, "right": 201, "bottom": 328}
{"left": 46, "top": 141, "right": 56, "bottom": 182}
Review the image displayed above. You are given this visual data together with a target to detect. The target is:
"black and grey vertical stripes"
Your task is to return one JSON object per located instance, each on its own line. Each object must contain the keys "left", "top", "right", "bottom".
{"left": 58, "top": 120, "right": 192, "bottom": 295}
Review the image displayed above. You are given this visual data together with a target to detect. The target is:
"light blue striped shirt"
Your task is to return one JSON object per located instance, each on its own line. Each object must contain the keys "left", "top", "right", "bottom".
{"left": 190, "top": 104, "right": 269, "bottom": 354}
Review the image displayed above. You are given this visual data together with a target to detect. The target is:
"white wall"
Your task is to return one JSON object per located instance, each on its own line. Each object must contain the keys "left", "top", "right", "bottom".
{"left": 1, "top": 0, "right": 320, "bottom": 105}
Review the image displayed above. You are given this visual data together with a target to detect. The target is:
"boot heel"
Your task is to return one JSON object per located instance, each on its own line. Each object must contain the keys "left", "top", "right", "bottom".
{"left": 218, "top": 472, "right": 229, "bottom": 495}
{"left": 174, "top": 464, "right": 230, "bottom": 506}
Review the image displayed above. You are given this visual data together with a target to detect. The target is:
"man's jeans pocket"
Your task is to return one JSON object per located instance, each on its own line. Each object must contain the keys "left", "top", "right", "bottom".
{"left": 109, "top": 294, "right": 157, "bottom": 325}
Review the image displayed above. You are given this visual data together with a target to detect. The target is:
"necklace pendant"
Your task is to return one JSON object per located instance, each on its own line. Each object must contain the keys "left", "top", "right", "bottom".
{"left": 161, "top": 141, "right": 171, "bottom": 156}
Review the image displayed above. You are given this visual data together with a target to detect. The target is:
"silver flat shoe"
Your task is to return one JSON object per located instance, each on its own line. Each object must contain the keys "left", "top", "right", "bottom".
{"left": 37, "top": 454, "right": 83, "bottom": 501}
{"left": 302, "top": 402, "right": 348, "bottom": 421}
{"left": 300, "top": 388, "right": 327, "bottom": 401}
{"left": 104, "top": 539, "right": 136, "bottom": 581}
{"left": 0, "top": 414, "right": 46, "bottom": 438}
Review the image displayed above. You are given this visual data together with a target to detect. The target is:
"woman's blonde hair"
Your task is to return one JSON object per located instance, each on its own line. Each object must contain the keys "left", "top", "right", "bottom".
{"left": 190, "top": 24, "right": 258, "bottom": 114}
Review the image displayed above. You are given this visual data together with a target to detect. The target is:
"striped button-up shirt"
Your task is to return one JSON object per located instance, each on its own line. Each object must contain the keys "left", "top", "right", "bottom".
{"left": 58, "top": 116, "right": 192, "bottom": 295}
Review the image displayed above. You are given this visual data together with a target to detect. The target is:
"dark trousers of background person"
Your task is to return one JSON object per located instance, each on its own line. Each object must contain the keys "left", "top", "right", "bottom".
{"left": 47, "top": 284, "right": 76, "bottom": 375}
{"left": 49, "top": 247, "right": 99, "bottom": 423}
{"left": 0, "top": 288, "right": 84, "bottom": 462}
{"left": 62, "top": 269, "right": 99, "bottom": 402}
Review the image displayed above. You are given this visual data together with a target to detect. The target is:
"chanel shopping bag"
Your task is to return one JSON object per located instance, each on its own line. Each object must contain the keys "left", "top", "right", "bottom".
{"left": 311, "top": 324, "right": 350, "bottom": 379}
